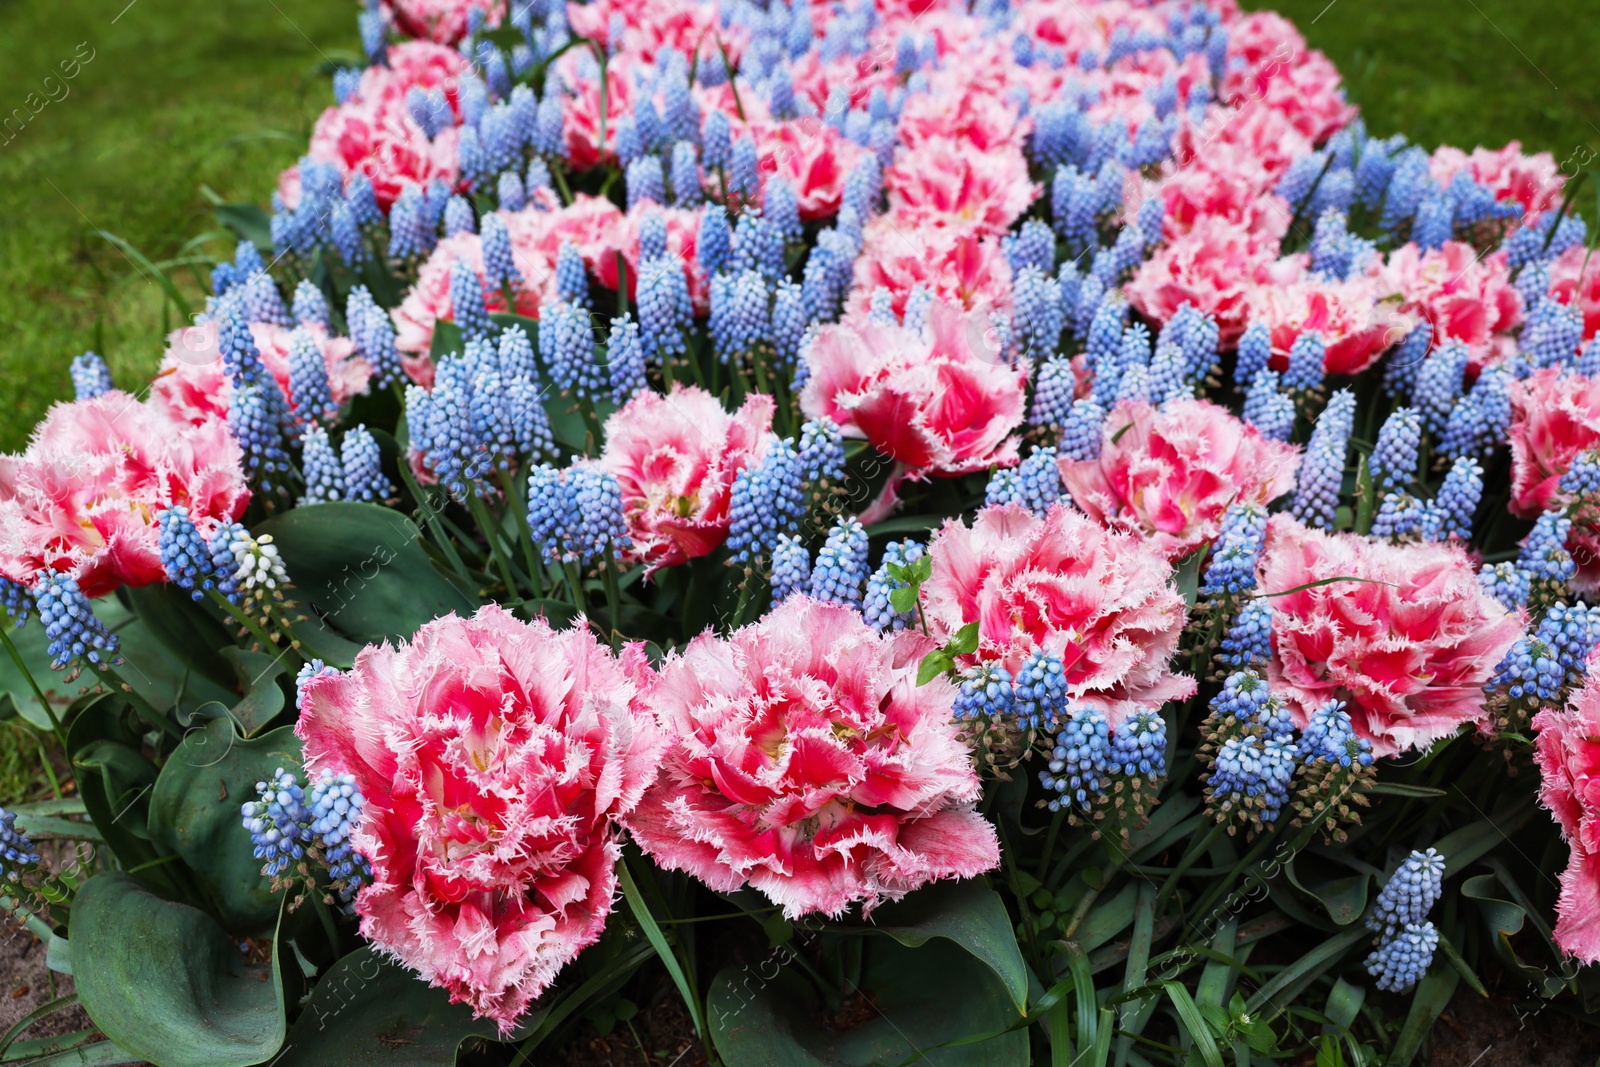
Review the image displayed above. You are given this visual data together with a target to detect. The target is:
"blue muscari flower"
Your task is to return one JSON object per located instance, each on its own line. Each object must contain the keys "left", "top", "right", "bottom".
{"left": 481, "top": 214, "right": 523, "bottom": 293}
{"left": 862, "top": 539, "right": 926, "bottom": 632}
{"left": 1029, "top": 355, "right": 1076, "bottom": 428}
{"left": 1234, "top": 321, "right": 1272, "bottom": 388}
{"left": 412, "top": 371, "right": 487, "bottom": 500}
{"left": 1309, "top": 209, "right": 1350, "bottom": 278}
{"left": 287, "top": 327, "right": 336, "bottom": 426}
{"left": 1220, "top": 598, "right": 1273, "bottom": 671}
{"left": 1410, "top": 191, "right": 1452, "bottom": 250}
{"left": 842, "top": 158, "right": 883, "bottom": 220}
{"left": 1366, "top": 922, "right": 1438, "bottom": 993}
{"left": 291, "top": 280, "right": 331, "bottom": 330}
{"left": 770, "top": 535, "right": 811, "bottom": 606}
{"left": 636, "top": 256, "right": 691, "bottom": 361}
{"left": 1354, "top": 138, "right": 1400, "bottom": 211}
{"left": 347, "top": 287, "right": 403, "bottom": 389}
{"left": 1515, "top": 261, "right": 1552, "bottom": 310}
{"left": 35, "top": 572, "right": 119, "bottom": 671}
{"left": 953, "top": 662, "right": 1015, "bottom": 721}
{"left": 1576, "top": 339, "right": 1600, "bottom": 378}
{"left": 625, "top": 156, "right": 666, "bottom": 211}
{"left": 1525, "top": 295, "right": 1584, "bottom": 369}
{"left": 1379, "top": 149, "right": 1433, "bottom": 232}
{"left": 808, "top": 518, "right": 869, "bottom": 608}
{"left": 241, "top": 768, "right": 314, "bottom": 879}
{"left": 1243, "top": 370, "right": 1296, "bottom": 443}
{"left": 726, "top": 440, "right": 806, "bottom": 564}
{"left": 901, "top": 284, "right": 935, "bottom": 333}
{"left": 70, "top": 351, "right": 113, "bottom": 400}
{"left": 710, "top": 270, "right": 770, "bottom": 362}
{"left": 1201, "top": 504, "right": 1269, "bottom": 597}
{"left": 770, "top": 280, "right": 807, "bottom": 367}
{"left": 1210, "top": 733, "right": 1299, "bottom": 826}
{"left": 606, "top": 315, "right": 648, "bottom": 404}
{"left": 669, "top": 140, "right": 703, "bottom": 207}
{"left": 386, "top": 184, "right": 430, "bottom": 260}
{"left": 800, "top": 231, "right": 853, "bottom": 323}
{"left": 764, "top": 177, "right": 802, "bottom": 244}
{"left": 1479, "top": 561, "right": 1530, "bottom": 611}
{"left": 308, "top": 770, "right": 370, "bottom": 895}
{"left": 1382, "top": 320, "right": 1434, "bottom": 400}
{"left": 1290, "top": 389, "right": 1355, "bottom": 530}
{"left": 1276, "top": 151, "right": 1328, "bottom": 213}
{"left": 539, "top": 301, "right": 603, "bottom": 399}
{"left": 448, "top": 259, "right": 494, "bottom": 344}
{"left": 729, "top": 132, "right": 759, "bottom": 198}
{"left": 1084, "top": 296, "right": 1127, "bottom": 375}
{"left": 456, "top": 126, "right": 487, "bottom": 189}
{"left": 1051, "top": 164, "right": 1100, "bottom": 255}
{"left": 1013, "top": 648, "right": 1069, "bottom": 730}
{"left": 730, "top": 213, "right": 786, "bottom": 283}
{"left": 157, "top": 506, "right": 220, "bottom": 600}
{"left": 1283, "top": 331, "right": 1326, "bottom": 392}
{"left": 1412, "top": 340, "right": 1469, "bottom": 435}
{"left": 1505, "top": 211, "right": 1588, "bottom": 272}
{"left": 332, "top": 67, "right": 361, "bottom": 105}
{"left": 1089, "top": 221, "right": 1148, "bottom": 285}
{"left": 1109, "top": 708, "right": 1168, "bottom": 779}
{"left": 345, "top": 172, "right": 381, "bottom": 228}
{"left": 1520, "top": 512, "right": 1576, "bottom": 588}
{"left": 1013, "top": 268, "right": 1064, "bottom": 359}
{"left": 1, "top": 578, "right": 32, "bottom": 629}
{"left": 697, "top": 208, "right": 731, "bottom": 277}
{"left": 340, "top": 425, "right": 393, "bottom": 502}
{"left": 1042, "top": 705, "right": 1113, "bottom": 810}
{"left": 570, "top": 466, "right": 629, "bottom": 565}
{"left": 497, "top": 170, "right": 526, "bottom": 212}
{"left": 1008, "top": 447, "right": 1064, "bottom": 515}
{"left": 1438, "top": 366, "right": 1512, "bottom": 462}
{"left": 299, "top": 425, "right": 345, "bottom": 506}
{"left": 443, "top": 195, "right": 476, "bottom": 236}
{"left": 230, "top": 381, "right": 290, "bottom": 490}
{"left": 0, "top": 808, "right": 38, "bottom": 882}
{"left": 701, "top": 110, "right": 731, "bottom": 170}
{"left": 1003, "top": 219, "right": 1056, "bottom": 278}
{"left": 1372, "top": 491, "right": 1426, "bottom": 541}
{"left": 1060, "top": 398, "right": 1107, "bottom": 461}
{"left": 532, "top": 96, "right": 564, "bottom": 158}
{"left": 798, "top": 417, "right": 845, "bottom": 488}
{"left": 866, "top": 287, "right": 897, "bottom": 326}
{"left": 554, "top": 240, "right": 588, "bottom": 307}
{"left": 204, "top": 520, "right": 247, "bottom": 605}
{"left": 1147, "top": 339, "right": 1188, "bottom": 405}
{"left": 1371, "top": 408, "right": 1422, "bottom": 490}
{"left": 1300, "top": 700, "right": 1373, "bottom": 770}
{"left": 240, "top": 271, "right": 292, "bottom": 328}
{"left": 1369, "top": 848, "right": 1445, "bottom": 939}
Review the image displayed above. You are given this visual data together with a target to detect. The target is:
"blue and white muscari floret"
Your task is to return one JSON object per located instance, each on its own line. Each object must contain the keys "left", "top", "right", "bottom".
{"left": 1242, "top": 371, "right": 1295, "bottom": 443}
{"left": 1209, "top": 734, "right": 1299, "bottom": 826}
{"left": 287, "top": 328, "right": 336, "bottom": 426}
{"left": 299, "top": 425, "right": 345, "bottom": 506}
{"left": 481, "top": 213, "right": 523, "bottom": 292}
{"left": 1290, "top": 389, "right": 1355, "bottom": 530}
{"left": 1368, "top": 848, "right": 1445, "bottom": 939}
{"left": 1366, "top": 922, "right": 1438, "bottom": 993}
{"left": 953, "top": 662, "right": 1015, "bottom": 722}
{"left": 1299, "top": 700, "right": 1374, "bottom": 771}
{"left": 1200, "top": 503, "right": 1269, "bottom": 597}
{"left": 0, "top": 809, "right": 39, "bottom": 883}
{"left": 769, "top": 535, "right": 811, "bottom": 606}
{"left": 1042, "top": 705, "right": 1113, "bottom": 810}
{"left": 157, "top": 506, "right": 220, "bottom": 601}
{"left": 862, "top": 539, "right": 926, "bottom": 632}
{"left": 448, "top": 259, "right": 495, "bottom": 343}
{"left": 1519, "top": 511, "right": 1576, "bottom": 588}
{"left": 606, "top": 314, "right": 648, "bottom": 405}
{"left": 341, "top": 425, "right": 394, "bottom": 502}
{"left": 808, "top": 518, "right": 869, "bottom": 609}
{"left": 1370, "top": 408, "right": 1421, "bottom": 491}
{"left": 1108, "top": 708, "right": 1168, "bottom": 779}
{"left": 1422, "top": 457, "right": 1484, "bottom": 542}
{"left": 1219, "top": 598, "right": 1274, "bottom": 671}
{"left": 0, "top": 579, "right": 32, "bottom": 630}
{"left": 241, "top": 768, "right": 314, "bottom": 879}
{"left": 34, "top": 572, "right": 119, "bottom": 671}
{"left": 70, "top": 351, "right": 113, "bottom": 399}
{"left": 1012, "top": 648, "right": 1070, "bottom": 730}
{"left": 308, "top": 770, "right": 372, "bottom": 894}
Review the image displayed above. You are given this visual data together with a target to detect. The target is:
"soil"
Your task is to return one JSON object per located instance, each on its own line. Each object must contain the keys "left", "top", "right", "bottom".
{"left": 553, "top": 997, "right": 708, "bottom": 1067}
{"left": 0, "top": 915, "right": 94, "bottom": 1045}
{"left": 1428, "top": 990, "right": 1600, "bottom": 1066}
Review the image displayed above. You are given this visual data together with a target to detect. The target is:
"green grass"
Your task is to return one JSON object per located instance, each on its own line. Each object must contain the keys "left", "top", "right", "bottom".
{"left": 1245, "top": 0, "right": 1600, "bottom": 184}
{"left": 0, "top": 0, "right": 358, "bottom": 454}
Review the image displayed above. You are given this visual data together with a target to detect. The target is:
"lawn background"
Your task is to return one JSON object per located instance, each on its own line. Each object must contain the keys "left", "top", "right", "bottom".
{"left": 0, "top": 0, "right": 1596, "bottom": 799}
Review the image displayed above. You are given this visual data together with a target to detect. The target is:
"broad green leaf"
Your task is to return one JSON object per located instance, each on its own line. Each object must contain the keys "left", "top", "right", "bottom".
{"left": 1162, "top": 981, "right": 1225, "bottom": 1067}
{"left": 214, "top": 203, "right": 272, "bottom": 251}
{"left": 218, "top": 648, "right": 287, "bottom": 737}
{"left": 0, "top": 619, "right": 76, "bottom": 731}
{"left": 708, "top": 938, "right": 1028, "bottom": 1066}
{"left": 1285, "top": 856, "right": 1370, "bottom": 927}
{"left": 256, "top": 502, "right": 477, "bottom": 647}
{"left": 272, "top": 947, "right": 524, "bottom": 1065}
{"left": 1074, "top": 882, "right": 1138, "bottom": 954}
{"left": 1387, "top": 967, "right": 1459, "bottom": 1067}
{"left": 949, "top": 621, "right": 981, "bottom": 656}
{"left": 1244, "top": 928, "right": 1365, "bottom": 1021}
{"left": 148, "top": 720, "right": 303, "bottom": 934}
{"left": 73, "top": 738, "right": 169, "bottom": 886}
{"left": 120, "top": 583, "right": 239, "bottom": 694}
{"left": 862, "top": 879, "right": 1030, "bottom": 1013}
{"left": 71, "top": 873, "right": 285, "bottom": 1067}
{"left": 918, "top": 650, "right": 954, "bottom": 686}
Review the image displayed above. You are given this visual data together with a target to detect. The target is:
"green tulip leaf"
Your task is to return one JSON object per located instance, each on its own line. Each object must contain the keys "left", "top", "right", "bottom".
{"left": 71, "top": 872, "right": 285, "bottom": 1067}
{"left": 148, "top": 720, "right": 302, "bottom": 934}
{"left": 709, "top": 938, "right": 1028, "bottom": 1066}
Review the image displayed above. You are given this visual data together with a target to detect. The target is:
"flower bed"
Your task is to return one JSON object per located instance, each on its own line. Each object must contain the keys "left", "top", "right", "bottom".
{"left": 0, "top": 0, "right": 1597, "bottom": 1063}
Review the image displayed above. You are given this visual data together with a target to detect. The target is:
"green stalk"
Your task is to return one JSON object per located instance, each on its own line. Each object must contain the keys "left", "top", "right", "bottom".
{"left": 498, "top": 470, "right": 545, "bottom": 597}
{"left": 467, "top": 493, "right": 521, "bottom": 595}
{"left": 601, "top": 561, "right": 623, "bottom": 652}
